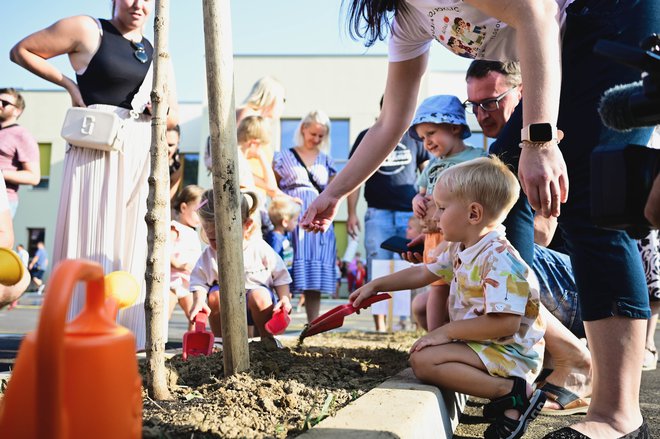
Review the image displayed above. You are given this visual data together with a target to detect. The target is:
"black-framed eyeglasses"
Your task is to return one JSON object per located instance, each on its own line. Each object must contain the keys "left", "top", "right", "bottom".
{"left": 130, "top": 40, "right": 149, "bottom": 64}
{"left": 0, "top": 99, "right": 16, "bottom": 108}
{"left": 463, "top": 86, "right": 518, "bottom": 114}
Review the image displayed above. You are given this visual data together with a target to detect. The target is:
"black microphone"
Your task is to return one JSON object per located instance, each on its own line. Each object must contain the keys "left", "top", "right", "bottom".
{"left": 599, "top": 81, "right": 660, "bottom": 131}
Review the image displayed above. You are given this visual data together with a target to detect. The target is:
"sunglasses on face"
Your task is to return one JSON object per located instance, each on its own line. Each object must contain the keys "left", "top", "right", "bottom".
{"left": 130, "top": 40, "right": 149, "bottom": 64}
{"left": 0, "top": 99, "right": 16, "bottom": 108}
{"left": 463, "top": 85, "right": 518, "bottom": 114}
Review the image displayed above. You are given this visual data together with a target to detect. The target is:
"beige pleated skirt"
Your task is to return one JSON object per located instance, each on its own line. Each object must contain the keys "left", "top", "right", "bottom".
{"left": 54, "top": 104, "right": 169, "bottom": 350}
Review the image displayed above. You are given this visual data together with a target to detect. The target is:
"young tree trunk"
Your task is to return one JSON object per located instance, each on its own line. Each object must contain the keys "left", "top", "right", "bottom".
{"left": 144, "top": 0, "right": 172, "bottom": 400}
{"left": 202, "top": 0, "right": 250, "bottom": 375}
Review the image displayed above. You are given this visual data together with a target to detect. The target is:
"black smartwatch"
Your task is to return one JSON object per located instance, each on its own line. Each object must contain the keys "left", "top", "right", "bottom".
{"left": 521, "top": 123, "right": 558, "bottom": 142}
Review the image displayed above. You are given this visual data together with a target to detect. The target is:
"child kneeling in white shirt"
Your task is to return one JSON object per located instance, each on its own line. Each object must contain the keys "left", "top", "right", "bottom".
{"left": 189, "top": 190, "right": 292, "bottom": 342}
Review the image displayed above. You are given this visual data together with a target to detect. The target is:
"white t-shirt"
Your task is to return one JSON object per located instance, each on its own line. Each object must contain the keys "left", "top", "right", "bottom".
{"left": 0, "top": 171, "right": 9, "bottom": 214}
{"left": 190, "top": 237, "right": 292, "bottom": 294}
{"left": 389, "top": 0, "right": 574, "bottom": 62}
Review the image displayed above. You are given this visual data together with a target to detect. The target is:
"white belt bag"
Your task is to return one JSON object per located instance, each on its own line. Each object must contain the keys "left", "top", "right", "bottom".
{"left": 60, "top": 64, "right": 153, "bottom": 152}
{"left": 61, "top": 108, "right": 129, "bottom": 152}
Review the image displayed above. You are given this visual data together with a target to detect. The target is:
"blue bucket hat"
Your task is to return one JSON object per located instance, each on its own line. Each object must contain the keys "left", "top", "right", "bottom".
{"left": 408, "top": 95, "right": 471, "bottom": 141}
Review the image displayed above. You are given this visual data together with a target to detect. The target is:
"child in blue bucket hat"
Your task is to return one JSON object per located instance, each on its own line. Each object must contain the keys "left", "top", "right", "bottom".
{"left": 409, "top": 95, "right": 486, "bottom": 330}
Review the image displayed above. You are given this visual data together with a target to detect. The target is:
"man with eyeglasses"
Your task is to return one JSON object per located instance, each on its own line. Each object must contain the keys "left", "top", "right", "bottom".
{"left": 465, "top": 60, "right": 593, "bottom": 416}
{"left": 0, "top": 88, "right": 40, "bottom": 217}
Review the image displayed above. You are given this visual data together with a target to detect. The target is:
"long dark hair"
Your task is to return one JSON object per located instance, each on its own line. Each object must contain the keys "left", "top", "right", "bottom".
{"left": 345, "top": 0, "right": 407, "bottom": 47}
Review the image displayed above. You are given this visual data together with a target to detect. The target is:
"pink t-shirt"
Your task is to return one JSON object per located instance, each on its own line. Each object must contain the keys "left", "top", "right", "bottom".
{"left": 0, "top": 124, "right": 39, "bottom": 201}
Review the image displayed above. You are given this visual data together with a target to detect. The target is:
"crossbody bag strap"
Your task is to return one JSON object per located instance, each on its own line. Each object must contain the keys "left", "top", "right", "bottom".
{"left": 289, "top": 148, "right": 324, "bottom": 193}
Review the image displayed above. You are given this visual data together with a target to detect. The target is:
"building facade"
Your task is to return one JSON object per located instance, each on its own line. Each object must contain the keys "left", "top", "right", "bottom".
{"left": 11, "top": 54, "right": 485, "bottom": 277}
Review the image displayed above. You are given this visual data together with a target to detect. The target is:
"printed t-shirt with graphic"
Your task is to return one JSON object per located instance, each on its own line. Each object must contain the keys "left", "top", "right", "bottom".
{"left": 350, "top": 130, "right": 429, "bottom": 211}
{"left": 190, "top": 237, "right": 292, "bottom": 294}
{"left": 417, "top": 145, "right": 486, "bottom": 196}
{"left": 388, "top": 0, "right": 574, "bottom": 62}
{"left": 426, "top": 227, "right": 546, "bottom": 383}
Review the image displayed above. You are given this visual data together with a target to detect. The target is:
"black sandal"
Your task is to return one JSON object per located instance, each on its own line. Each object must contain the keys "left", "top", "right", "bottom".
{"left": 483, "top": 387, "right": 547, "bottom": 439}
{"left": 483, "top": 376, "right": 529, "bottom": 420}
{"left": 541, "top": 421, "right": 649, "bottom": 439}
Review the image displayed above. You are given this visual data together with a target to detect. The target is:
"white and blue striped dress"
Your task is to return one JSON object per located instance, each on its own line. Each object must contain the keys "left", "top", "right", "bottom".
{"left": 274, "top": 148, "right": 337, "bottom": 295}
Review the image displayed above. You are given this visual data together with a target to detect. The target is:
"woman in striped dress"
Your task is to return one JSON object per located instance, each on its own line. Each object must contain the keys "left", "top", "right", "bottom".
{"left": 274, "top": 110, "right": 336, "bottom": 322}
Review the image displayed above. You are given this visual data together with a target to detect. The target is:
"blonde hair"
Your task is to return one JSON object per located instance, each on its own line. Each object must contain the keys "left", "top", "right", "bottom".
{"left": 198, "top": 189, "right": 260, "bottom": 237}
{"left": 237, "top": 115, "right": 271, "bottom": 145}
{"left": 293, "top": 110, "right": 332, "bottom": 151}
{"left": 172, "top": 184, "right": 204, "bottom": 213}
{"left": 436, "top": 156, "right": 520, "bottom": 222}
{"left": 242, "top": 76, "right": 285, "bottom": 111}
{"left": 268, "top": 197, "right": 302, "bottom": 227}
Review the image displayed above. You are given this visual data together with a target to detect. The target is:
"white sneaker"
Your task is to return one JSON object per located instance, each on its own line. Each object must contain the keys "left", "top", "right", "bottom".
{"left": 643, "top": 347, "right": 658, "bottom": 371}
{"left": 37, "top": 284, "right": 46, "bottom": 295}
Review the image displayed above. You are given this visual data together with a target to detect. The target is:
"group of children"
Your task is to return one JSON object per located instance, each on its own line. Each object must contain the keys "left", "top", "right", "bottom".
{"left": 168, "top": 93, "right": 549, "bottom": 438}
{"left": 167, "top": 114, "right": 302, "bottom": 343}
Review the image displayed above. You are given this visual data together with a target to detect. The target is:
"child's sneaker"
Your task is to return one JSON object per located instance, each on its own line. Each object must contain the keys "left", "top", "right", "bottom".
{"left": 37, "top": 284, "right": 46, "bottom": 295}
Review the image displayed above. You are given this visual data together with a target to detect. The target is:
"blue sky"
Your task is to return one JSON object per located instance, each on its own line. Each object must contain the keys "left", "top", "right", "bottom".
{"left": 2, "top": 1, "right": 470, "bottom": 101}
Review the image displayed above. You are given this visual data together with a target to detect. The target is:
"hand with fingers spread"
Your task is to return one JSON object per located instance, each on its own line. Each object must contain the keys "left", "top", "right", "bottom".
{"left": 409, "top": 327, "right": 452, "bottom": 353}
{"left": 518, "top": 144, "right": 568, "bottom": 218}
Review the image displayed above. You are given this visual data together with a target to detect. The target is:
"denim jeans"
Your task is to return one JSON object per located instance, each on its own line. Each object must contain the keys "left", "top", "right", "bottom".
{"left": 364, "top": 207, "right": 413, "bottom": 281}
{"left": 492, "top": 0, "right": 658, "bottom": 321}
{"left": 533, "top": 244, "right": 584, "bottom": 338}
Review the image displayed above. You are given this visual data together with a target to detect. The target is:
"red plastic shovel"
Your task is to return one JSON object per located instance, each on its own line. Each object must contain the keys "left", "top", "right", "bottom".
{"left": 298, "top": 293, "right": 392, "bottom": 342}
{"left": 182, "top": 309, "right": 214, "bottom": 360}
{"left": 265, "top": 308, "right": 291, "bottom": 335}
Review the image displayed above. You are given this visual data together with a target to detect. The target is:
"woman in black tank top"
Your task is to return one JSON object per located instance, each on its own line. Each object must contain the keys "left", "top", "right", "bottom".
{"left": 10, "top": 1, "right": 179, "bottom": 351}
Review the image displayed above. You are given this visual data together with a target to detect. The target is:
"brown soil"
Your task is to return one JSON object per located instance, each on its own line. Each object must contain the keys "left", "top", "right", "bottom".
{"left": 142, "top": 331, "right": 421, "bottom": 438}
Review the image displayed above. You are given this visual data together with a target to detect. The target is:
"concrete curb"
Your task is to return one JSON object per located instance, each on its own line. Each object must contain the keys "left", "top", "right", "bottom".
{"left": 299, "top": 368, "right": 467, "bottom": 439}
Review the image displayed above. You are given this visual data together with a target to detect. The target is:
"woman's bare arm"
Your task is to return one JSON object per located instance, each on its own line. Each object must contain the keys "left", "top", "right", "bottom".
{"left": 10, "top": 16, "right": 100, "bottom": 107}
{"left": 301, "top": 52, "right": 428, "bottom": 230}
{"left": 465, "top": 0, "right": 568, "bottom": 218}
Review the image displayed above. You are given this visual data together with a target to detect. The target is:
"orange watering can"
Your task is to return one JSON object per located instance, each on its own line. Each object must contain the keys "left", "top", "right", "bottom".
{"left": 0, "top": 259, "right": 142, "bottom": 439}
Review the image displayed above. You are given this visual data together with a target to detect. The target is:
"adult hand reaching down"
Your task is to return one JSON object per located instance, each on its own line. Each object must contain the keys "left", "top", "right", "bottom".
{"left": 518, "top": 143, "right": 569, "bottom": 218}
{"left": 300, "top": 190, "right": 341, "bottom": 233}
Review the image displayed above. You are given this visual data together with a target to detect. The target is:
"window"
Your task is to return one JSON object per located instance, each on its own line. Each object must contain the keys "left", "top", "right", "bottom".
{"left": 27, "top": 228, "right": 45, "bottom": 257}
{"left": 35, "top": 143, "right": 52, "bottom": 189}
{"left": 180, "top": 152, "right": 200, "bottom": 188}
{"left": 280, "top": 118, "right": 351, "bottom": 171}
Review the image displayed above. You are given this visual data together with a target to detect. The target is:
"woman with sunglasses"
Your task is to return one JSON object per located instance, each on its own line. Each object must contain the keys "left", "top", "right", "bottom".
{"left": 302, "top": 1, "right": 657, "bottom": 438}
{"left": 10, "top": 0, "right": 178, "bottom": 351}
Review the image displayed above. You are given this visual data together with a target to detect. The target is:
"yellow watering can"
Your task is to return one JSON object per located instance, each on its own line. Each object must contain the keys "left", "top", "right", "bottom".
{"left": 0, "top": 247, "right": 25, "bottom": 286}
